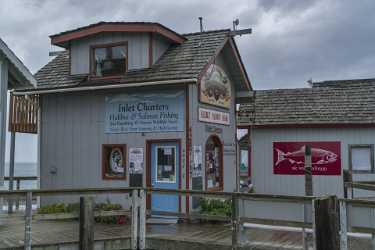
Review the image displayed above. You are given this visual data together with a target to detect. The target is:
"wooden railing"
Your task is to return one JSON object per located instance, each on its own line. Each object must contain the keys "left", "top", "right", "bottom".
{"left": 4, "top": 176, "right": 38, "bottom": 211}
{"left": 0, "top": 187, "right": 373, "bottom": 250}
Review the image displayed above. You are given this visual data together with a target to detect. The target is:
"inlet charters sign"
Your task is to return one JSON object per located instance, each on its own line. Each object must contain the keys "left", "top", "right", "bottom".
{"left": 105, "top": 91, "right": 184, "bottom": 133}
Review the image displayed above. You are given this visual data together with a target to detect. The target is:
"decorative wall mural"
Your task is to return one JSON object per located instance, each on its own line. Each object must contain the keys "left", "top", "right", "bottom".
{"left": 200, "top": 64, "right": 231, "bottom": 109}
{"left": 273, "top": 141, "right": 341, "bottom": 175}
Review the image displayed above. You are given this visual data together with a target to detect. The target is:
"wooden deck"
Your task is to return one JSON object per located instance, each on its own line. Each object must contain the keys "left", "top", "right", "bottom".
{"left": 0, "top": 215, "right": 373, "bottom": 250}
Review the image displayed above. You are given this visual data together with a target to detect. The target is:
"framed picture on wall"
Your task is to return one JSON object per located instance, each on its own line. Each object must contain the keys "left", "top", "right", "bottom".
{"left": 102, "top": 144, "right": 127, "bottom": 180}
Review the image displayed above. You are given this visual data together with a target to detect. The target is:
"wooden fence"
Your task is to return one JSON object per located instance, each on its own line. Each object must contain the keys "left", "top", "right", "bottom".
{"left": 1, "top": 187, "right": 375, "bottom": 250}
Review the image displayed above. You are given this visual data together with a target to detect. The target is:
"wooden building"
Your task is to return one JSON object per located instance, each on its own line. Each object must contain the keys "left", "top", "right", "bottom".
{"left": 238, "top": 79, "right": 375, "bottom": 198}
{"left": 0, "top": 38, "right": 36, "bottom": 188}
{"left": 14, "top": 22, "right": 252, "bottom": 212}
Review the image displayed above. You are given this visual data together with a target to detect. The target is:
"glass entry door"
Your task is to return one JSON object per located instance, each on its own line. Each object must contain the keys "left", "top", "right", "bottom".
{"left": 151, "top": 142, "right": 179, "bottom": 212}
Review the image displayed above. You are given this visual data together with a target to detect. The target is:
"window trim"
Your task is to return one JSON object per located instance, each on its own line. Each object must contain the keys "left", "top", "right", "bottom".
{"left": 205, "top": 135, "right": 224, "bottom": 191}
{"left": 90, "top": 41, "right": 128, "bottom": 78}
{"left": 349, "top": 144, "right": 375, "bottom": 174}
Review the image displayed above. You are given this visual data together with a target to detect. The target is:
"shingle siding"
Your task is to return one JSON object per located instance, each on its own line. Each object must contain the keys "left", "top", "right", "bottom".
{"left": 238, "top": 79, "right": 375, "bottom": 125}
{"left": 32, "top": 29, "right": 230, "bottom": 90}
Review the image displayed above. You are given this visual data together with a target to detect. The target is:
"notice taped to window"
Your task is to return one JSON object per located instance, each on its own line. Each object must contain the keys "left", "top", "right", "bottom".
{"left": 105, "top": 91, "right": 184, "bottom": 133}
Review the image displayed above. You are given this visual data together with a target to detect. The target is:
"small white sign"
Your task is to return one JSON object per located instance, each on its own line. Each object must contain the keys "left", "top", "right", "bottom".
{"left": 198, "top": 108, "right": 230, "bottom": 125}
{"left": 129, "top": 147, "right": 144, "bottom": 174}
{"left": 193, "top": 145, "right": 203, "bottom": 177}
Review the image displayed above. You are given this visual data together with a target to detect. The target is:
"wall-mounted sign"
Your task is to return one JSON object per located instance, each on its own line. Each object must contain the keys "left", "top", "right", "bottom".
{"left": 273, "top": 141, "right": 341, "bottom": 175}
{"left": 105, "top": 91, "right": 184, "bottom": 133}
{"left": 199, "top": 108, "right": 230, "bottom": 126}
{"left": 102, "top": 144, "right": 127, "bottom": 180}
{"left": 129, "top": 147, "right": 144, "bottom": 174}
{"left": 205, "top": 125, "right": 223, "bottom": 134}
{"left": 200, "top": 64, "right": 232, "bottom": 109}
{"left": 192, "top": 145, "right": 203, "bottom": 177}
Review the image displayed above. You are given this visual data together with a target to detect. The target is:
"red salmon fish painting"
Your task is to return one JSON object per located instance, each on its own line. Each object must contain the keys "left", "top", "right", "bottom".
{"left": 273, "top": 142, "right": 341, "bottom": 175}
{"left": 275, "top": 145, "right": 338, "bottom": 166}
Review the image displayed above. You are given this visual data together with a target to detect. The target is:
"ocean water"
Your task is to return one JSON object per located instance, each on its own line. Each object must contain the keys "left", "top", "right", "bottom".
{"left": 3, "top": 162, "right": 38, "bottom": 189}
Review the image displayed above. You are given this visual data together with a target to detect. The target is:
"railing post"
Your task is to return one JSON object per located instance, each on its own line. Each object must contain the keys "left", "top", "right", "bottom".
{"left": 79, "top": 196, "right": 94, "bottom": 250}
{"left": 313, "top": 196, "right": 340, "bottom": 250}
{"left": 24, "top": 192, "right": 32, "bottom": 250}
{"left": 131, "top": 189, "right": 139, "bottom": 250}
{"left": 231, "top": 193, "right": 239, "bottom": 250}
{"left": 16, "top": 179, "right": 20, "bottom": 210}
{"left": 302, "top": 145, "right": 313, "bottom": 250}
{"left": 139, "top": 189, "right": 146, "bottom": 250}
{"left": 339, "top": 199, "right": 348, "bottom": 250}
{"left": 8, "top": 131, "right": 16, "bottom": 214}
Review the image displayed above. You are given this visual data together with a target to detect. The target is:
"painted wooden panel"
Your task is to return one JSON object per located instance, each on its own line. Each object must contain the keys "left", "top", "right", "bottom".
{"left": 70, "top": 32, "right": 150, "bottom": 75}
{"left": 39, "top": 86, "right": 186, "bottom": 207}
{"left": 190, "top": 51, "right": 238, "bottom": 194}
{"left": 152, "top": 34, "right": 170, "bottom": 64}
{"left": 251, "top": 127, "right": 375, "bottom": 198}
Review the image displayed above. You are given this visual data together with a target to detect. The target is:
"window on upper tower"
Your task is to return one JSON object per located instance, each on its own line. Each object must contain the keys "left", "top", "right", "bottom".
{"left": 91, "top": 42, "right": 128, "bottom": 77}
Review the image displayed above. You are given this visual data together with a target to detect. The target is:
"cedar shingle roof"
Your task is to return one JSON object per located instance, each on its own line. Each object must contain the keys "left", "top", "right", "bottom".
{"left": 238, "top": 78, "right": 375, "bottom": 126}
{"left": 32, "top": 29, "right": 231, "bottom": 90}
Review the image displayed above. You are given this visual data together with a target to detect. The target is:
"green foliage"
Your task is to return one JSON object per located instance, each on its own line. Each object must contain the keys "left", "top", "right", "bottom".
{"left": 38, "top": 202, "right": 123, "bottom": 214}
{"left": 200, "top": 198, "right": 232, "bottom": 217}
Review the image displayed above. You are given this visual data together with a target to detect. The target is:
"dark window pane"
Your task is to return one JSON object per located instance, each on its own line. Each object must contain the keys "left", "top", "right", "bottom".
{"left": 93, "top": 45, "right": 127, "bottom": 77}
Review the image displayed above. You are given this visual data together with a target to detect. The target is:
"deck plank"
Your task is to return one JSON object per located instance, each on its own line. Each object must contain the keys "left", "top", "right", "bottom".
{"left": 0, "top": 217, "right": 372, "bottom": 249}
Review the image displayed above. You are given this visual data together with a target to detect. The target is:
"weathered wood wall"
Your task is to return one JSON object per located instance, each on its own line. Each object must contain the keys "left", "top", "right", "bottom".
{"left": 251, "top": 127, "right": 375, "bottom": 198}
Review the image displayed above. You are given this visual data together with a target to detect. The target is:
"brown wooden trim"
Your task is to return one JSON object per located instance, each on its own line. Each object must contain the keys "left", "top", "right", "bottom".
{"left": 348, "top": 144, "right": 375, "bottom": 174}
{"left": 148, "top": 32, "right": 154, "bottom": 67}
{"left": 185, "top": 84, "right": 190, "bottom": 213}
{"left": 205, "top": 135, "right": 224, "bottom": 192}
{"left": 68, "top": 47, "right": 72, "bottom": 76}
{"left": 102, "top": 144, "right": 127, "bottom": 180}
{"left": 145, "top": 139, "right": 182, "bottom": 212}
{"left": 51, "top": 23, "right": 186, "bottom": 47}
{"left": 89, "top": 41, "right": 128, "bottom": 77}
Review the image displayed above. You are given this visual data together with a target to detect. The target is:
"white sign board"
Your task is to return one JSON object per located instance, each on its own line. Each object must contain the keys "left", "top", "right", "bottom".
{"left": 105, "top": 91, "right": 185, "bottom": 133}
{"left": 198, "top": 107, "right": 230, "bottom": 125}
{"left": 193, "top": 145, "right": 203, "bottom": 177}
{"left": 129, "top": 147, "right": 144, "bottom": 174}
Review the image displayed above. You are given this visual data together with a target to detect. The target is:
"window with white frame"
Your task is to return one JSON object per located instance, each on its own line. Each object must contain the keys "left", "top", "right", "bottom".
{"left": 349, "top": 144, "right": 374, "bottom": 173}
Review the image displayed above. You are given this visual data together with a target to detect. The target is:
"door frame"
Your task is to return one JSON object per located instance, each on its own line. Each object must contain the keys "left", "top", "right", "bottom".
{"left": 146, "top": 139, "right": 182, "bottom": 212}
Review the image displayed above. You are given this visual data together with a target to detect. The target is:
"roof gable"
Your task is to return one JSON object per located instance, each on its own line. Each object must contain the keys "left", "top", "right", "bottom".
{"left": 24, "top": 29, "right": 231, "bottom": 92}
{"left": 0, "top": 38, "right": 36, "bottom": 88}
{"left": 50, "top": 22, "right": 186, "bottom": 48}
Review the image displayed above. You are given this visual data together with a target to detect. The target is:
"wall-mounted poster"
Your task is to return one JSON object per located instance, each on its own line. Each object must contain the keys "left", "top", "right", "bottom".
{"left": 102, "top": 144, "right": 127, "bottom": 180}
{"left": 200, "top": 64, "right": 231, "bottom": 109}
{"left": 192, "top": 145, "right": 203, "bottom": 177}
{"left": 129, "top": 147, "right": 144, "bottom": 174}
{"left": 273, "top": 141, "right": 341, "bottom": 175}
{"left": 105, "top": 91, "right": 184, "bottom": 133}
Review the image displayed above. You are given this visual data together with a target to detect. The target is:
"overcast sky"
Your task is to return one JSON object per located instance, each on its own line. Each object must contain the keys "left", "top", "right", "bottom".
{"left": 1, "top": 0, "right": 375, "bottom": 162}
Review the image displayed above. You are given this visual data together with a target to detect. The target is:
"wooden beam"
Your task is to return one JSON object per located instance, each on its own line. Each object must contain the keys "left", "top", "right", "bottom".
{"left": 24, "top": 192, "right": 32, "bottom": 250}
{"left": 313, "top": 196, "right": 340, "bottom": 250}
{"left": 0, "top": 59, "right": 8, "bottom": 187}
{"left": 79, "top": 196, "right": 94, "bottom": 250}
